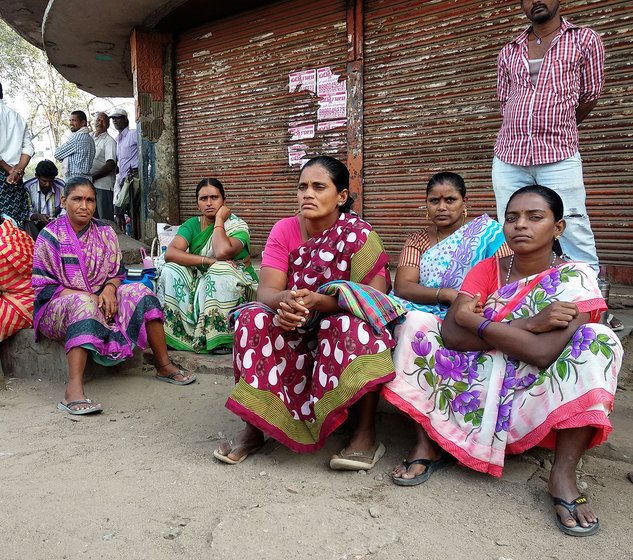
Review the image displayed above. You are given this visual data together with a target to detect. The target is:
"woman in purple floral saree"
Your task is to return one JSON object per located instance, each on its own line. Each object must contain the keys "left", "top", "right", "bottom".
{"left": 33, "top": 177, "right": 194, "bottom": 415}
{"left": 385, "top": 186, "right": 621, "bottom": 536}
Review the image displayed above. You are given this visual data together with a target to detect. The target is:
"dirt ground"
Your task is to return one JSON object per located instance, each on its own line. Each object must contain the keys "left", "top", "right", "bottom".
{"left": 1, "top": 358, "right": 632, "bottom": 560}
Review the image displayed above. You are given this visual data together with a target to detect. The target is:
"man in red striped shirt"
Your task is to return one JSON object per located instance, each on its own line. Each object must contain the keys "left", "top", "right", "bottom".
{"left": 492, "top": 0, "right": 604, "bottom": 274}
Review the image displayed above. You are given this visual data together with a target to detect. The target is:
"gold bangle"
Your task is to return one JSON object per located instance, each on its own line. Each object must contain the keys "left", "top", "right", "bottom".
{"left": 200, "top": 256, "right": 205, "bottom": 266}
{"left": 435, "top": 287, "right": 442, "bottom": 304}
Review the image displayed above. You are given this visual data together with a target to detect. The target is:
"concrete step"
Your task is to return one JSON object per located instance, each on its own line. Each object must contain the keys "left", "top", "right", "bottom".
{"left": 0, "top": 329, "right": 142, "bottom": 384}
{"left": 2, "top": 288, "right": 631, "bottom": 386}
{"left": 0, "top": 328, "right": 233, "bottom": 385}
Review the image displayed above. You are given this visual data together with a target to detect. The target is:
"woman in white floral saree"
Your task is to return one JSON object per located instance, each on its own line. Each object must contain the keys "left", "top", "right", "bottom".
{"left": 384, "top": 185, "right": 622, "bottom": 537}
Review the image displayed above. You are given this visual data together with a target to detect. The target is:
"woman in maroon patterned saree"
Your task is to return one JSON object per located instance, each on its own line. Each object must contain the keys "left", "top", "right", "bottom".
{"left": 215, "top": 156, "right": 403, "bottom": 469}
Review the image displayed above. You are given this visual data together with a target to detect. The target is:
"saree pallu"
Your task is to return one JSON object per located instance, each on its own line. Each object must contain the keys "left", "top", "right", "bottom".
{"left": 0, "top": 219, "right": 34, "bottom": 340}
{"left": 392, "top": 214, "right": 508, "bottom": 319}
{"left": 383, "top": 261, "right": 622, "bottom": 477}
{"left": 228, "top": 213, "right": 398, "bottom": 453}
{"left": 32, "top": 216, "right": 163, "bottom": 364}
{"left": 158, "top": 214, "right": 258, "bottom": 353}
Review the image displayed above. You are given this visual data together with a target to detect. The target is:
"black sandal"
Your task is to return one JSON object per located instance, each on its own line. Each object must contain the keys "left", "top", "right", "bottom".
{"left": 391, "top": 454, "right": 453, "bottom": 486}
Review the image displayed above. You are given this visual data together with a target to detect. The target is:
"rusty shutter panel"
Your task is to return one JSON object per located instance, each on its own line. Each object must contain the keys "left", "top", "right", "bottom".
{"left": 570, "top": 0, "right": 633, "bottom": 278}
{"left": 175, "top": 0, "right": 348, "bottom": 254}
{"left": 363, "top": 0, "right": 633, "bottom": 271}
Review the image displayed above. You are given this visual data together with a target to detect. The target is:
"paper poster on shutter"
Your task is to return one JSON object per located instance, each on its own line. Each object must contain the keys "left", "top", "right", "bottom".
{"left": 317, "top": 67, "right": 346, "bottom": 96}
{"left": 289, "top": 124, "right": 315, "bottom": 141}
{"left": 288, "top": 144, "right": 309, "bottom": 167}
{"left": 316, "top": 67, "right": 346, "bottom": 120}
{"left": 288, "top": 69, "right": 316, "bottom": 93}
{"left": 317, "top": 120, "right": 346, "bottom": 132}
{"left": 317, "top": 93, "right": 346, "bottom": 120}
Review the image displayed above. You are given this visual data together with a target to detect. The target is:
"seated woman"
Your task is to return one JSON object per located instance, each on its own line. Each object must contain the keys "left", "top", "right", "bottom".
{"left": 158, "top": 178, "right": 258, "bottom": 354}
{"left": 383, "top": 185, "right": 621, "bottom": 536}
{"left": 0, "top": 217, "right": 34, "bottom": 343}
{"left": 214, "top": 156, "right": 405, "bottom": 468}
{"left": 32, "top": 177, "right": 195, "bottom": 416}
{"left": 392, "top": 171, "right": 510, "bottom": 318}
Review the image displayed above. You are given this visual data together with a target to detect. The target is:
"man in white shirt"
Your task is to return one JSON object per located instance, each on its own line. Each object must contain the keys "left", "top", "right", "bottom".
{"left": 90, "top": 112, "right": 117, "bottom": 221}
{"left": 0, "top": 82, "right": 34, "bottom": 226}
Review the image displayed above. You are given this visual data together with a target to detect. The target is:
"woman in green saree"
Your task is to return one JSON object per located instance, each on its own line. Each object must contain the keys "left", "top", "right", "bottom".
{"left": 157, "top": 178, "right": 258, "bottom": 353}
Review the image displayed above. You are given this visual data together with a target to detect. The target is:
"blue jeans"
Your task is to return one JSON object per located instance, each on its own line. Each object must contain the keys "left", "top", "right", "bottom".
{"left": 492, "top": 153, "right": 599, "bottom": 274}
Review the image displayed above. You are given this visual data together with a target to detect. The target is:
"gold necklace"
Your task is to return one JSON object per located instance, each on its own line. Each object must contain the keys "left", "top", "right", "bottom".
{"left": 505, "top": 252, "right": 557, "bottom": 284}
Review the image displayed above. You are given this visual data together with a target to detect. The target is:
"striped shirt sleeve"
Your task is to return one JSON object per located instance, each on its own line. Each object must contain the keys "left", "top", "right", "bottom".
{"left": 578, "top": 29, "right": 605, "bottom": 104}
{"left": 398, "top": 229, "right": 431, "bottom": 269}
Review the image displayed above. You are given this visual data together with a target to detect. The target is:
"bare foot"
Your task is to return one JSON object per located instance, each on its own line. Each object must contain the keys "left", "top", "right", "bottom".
{"left": 215, "top": 426, "right": 265, "bottom": 463}
{"left": 549, "top": 463, "right": 598, "bottom": 530}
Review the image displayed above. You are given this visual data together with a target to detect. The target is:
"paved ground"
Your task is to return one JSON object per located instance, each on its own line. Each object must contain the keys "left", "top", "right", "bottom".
{"left": 1, "top": 311, "right": 632, "bottom": 560}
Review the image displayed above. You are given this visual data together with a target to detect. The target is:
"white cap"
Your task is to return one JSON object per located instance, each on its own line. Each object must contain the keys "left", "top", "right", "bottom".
{"left": 108, "top": 108, "right": 128, "bottom": 118}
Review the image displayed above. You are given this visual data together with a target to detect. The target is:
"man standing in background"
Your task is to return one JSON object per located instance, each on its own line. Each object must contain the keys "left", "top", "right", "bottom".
{"left": 493, "top": 0, "right": 604, "bottom": 268}
{"left": 0, "top": 82, "right": 34, "bottom": 227}
{"left": 90, "top": 112, "right": 117, "bottom": 221}
{"left": 54, "top": 110, "right": 96, "bottom": 180}
{"left": 109, "top": 108, "right": 138, "bottom": 233}
{"left": 492, "top": 0, "right": 620, "bottom": 330}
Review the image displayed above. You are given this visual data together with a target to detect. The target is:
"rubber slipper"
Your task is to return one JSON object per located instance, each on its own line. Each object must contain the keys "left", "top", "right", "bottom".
{"left": 606, "top": 313, "right": 624, "bottom": 332}
{"left": 155, "top": 369, "right": 196, "bottom": 385}
{"left": 552, "top": 495, "right": 600, "bottom": 537}
{"left": 329, "top": 442, "right": 386, "bottom": 471}
{"left": 213, "top": 441, "right": 263, "bottom": 465}
{"left": 57, "top": 399, "right": 103, "bottom": 415}
{"left": 392, "top": 453, "right": 453, "bottom": 486}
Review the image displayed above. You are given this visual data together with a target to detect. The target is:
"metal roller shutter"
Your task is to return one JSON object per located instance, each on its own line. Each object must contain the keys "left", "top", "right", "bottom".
{"left": 175, "top": 0, "right": 348, "bottom": 254}
{"left": 363, "top": 0, "right": 633, "bottom": 270}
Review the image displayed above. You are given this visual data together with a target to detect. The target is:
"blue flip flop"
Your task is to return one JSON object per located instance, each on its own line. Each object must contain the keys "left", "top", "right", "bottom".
{"left": 553, "top": 495, "right": 600, "bottom": 537}
{"left": 392, "top": 453, "right": 453, "bottom": 486}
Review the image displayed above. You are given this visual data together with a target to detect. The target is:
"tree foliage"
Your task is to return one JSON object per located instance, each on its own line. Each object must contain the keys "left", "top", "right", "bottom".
{"left": 0, "top": 19, "right": 95, "bottom": 149}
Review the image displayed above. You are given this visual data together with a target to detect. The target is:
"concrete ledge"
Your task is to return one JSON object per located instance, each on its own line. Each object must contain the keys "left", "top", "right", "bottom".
{"left": 0, "top": 329, "right": 143, "bottom": 384}
{"left": 0, "top": 329, "right": 234, "bottom": 386}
